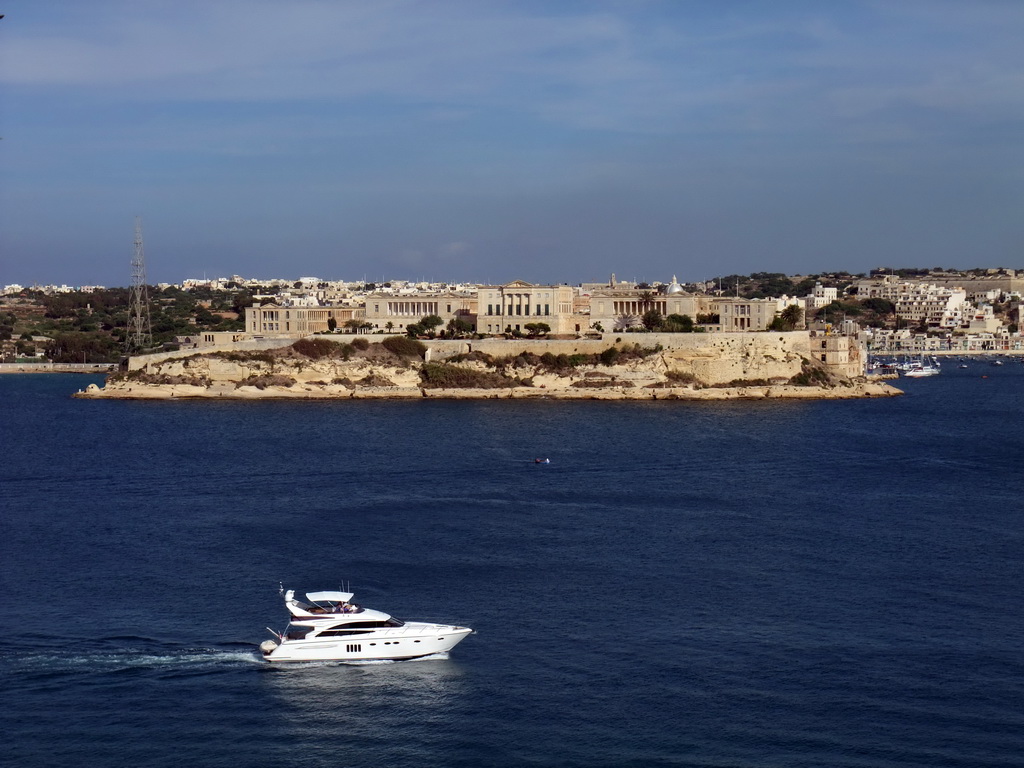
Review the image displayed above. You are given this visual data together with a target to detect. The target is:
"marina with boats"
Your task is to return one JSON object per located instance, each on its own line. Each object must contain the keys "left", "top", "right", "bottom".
{"left": 869, "top": 353, "right": 1023, "bottom": 378}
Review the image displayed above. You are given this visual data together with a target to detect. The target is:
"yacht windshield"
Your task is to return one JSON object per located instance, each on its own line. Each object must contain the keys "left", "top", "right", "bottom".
{"left": 284, "top": 624, "right": 314, "bottom": 640}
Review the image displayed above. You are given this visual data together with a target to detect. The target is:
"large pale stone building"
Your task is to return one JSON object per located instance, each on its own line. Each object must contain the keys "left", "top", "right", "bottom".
{"left": 587, "top": 288, "right": 703, "bottom": 331}
{"left": 715, "top": 297, "right": 783, "bottom": 331}
{"left": 477, "top": 281, "right": 577, "bottom": 334}
{"left": 362, "top": 293, "right": 477, "bottom": 333}
{"left": 245, "top": 303, "right": 362, "bottom": 336}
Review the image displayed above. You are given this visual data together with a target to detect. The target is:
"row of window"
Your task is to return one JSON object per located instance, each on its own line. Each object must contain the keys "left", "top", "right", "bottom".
{"left": 344, "top": 640, "right": 427, "bottom": 653}
{"left": 486, "top": 304, "right": 550, "bottom": 316}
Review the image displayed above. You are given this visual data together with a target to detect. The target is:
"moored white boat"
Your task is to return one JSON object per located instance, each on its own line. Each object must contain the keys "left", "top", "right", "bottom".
{"left": 259, "top": 589, "right": 472, "bottom": 663}
{"left": 901, "top": 356, "right": 940, "bottom": 378}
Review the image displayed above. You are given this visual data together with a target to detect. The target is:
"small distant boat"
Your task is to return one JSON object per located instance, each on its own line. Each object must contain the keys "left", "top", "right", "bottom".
{"left": 991, "top": 359, "right": 1004, "bottom": 366}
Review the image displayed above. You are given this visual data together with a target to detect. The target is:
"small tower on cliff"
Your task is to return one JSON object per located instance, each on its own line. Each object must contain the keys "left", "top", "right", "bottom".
{"left": 125, "top": 216, "right": 153, "bottom": 353}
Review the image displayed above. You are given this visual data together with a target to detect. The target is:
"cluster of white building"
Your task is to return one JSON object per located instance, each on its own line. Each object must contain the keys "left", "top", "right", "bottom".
{"left": 3, "top": 283, "right": 107, "bottom": 295}
{"left": 237, "top": 274, "right": 1007, "bottom": 339}
{"left": 10, "top": 270, "right": 1021, "bottom": 349}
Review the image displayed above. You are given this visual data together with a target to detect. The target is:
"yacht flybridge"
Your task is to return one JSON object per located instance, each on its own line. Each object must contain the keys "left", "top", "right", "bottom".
{"left": 259, "top": 589, "right": 473, "bottom": 663}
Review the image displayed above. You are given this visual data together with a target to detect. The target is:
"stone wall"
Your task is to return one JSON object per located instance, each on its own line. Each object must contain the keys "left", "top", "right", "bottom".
{"left": 425, "top": 331, "right": 840, "bottom": 386}
{"left": 128, "top": 336, "right": 371, "bottom": 371}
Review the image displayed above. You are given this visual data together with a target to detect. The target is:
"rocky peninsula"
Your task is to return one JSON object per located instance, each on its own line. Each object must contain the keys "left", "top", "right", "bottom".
{"left": 75, "top": 334, "right": 902, "bottom": 401}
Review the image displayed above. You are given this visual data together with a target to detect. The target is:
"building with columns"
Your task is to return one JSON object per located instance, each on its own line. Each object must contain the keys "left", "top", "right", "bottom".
{"left": 476, "top": 281, "right": 577, "bottom": 334}
{"left": 587, "top": 288, "right": 704, "bottom": 331}
{"left": 362, "top": 292, "right": 477, "bottom": 332}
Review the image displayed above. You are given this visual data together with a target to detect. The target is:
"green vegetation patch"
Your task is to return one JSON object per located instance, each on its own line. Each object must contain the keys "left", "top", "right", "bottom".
{"left": 665, "top": 371, "right": 700, "bottom": 385}
{"left": 382, "top": 335, "right": 427, "bottom": 359}
{"left": 236, "top": 374, "right": 296, "bottom": 389}
{"left": 292, "top": 337, "right": 354, "bottom": 360}
{"left": 571, "top": 377, "right": 632, "bottom": 388}
{"left": 211, "top": 350, "right": 276, "bottom": 365}
{"left": 112, "top": 370, "right": 210, "bottom": 387}
{"left": 420, "top": 363, "right": 524, "bottom": 389}
{"left": 357, "top": 372, "right": 397, "bottom": 387}
{"left": 788, "top": 361, "right": 833, "bottom": 387}
{"left": 716, "top": 378, "right": 772, "bottom": 388}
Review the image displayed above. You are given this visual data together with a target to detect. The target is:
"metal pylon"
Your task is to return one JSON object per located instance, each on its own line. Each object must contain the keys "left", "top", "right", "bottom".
{"left": 126, "top": 216, "right": 152, "bottom": 353}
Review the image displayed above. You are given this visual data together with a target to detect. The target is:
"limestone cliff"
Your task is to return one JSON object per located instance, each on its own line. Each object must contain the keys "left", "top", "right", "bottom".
{"left": 76, "top": 336, "right": 901, "bottom": 401}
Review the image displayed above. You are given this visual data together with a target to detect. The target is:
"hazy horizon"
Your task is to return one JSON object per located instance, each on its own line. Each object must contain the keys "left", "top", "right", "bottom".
{"left": 2, "top": 1, "right": 1023, "bottom": 287}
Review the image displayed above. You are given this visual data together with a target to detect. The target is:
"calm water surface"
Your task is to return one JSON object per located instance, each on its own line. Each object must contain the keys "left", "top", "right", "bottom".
{"left": 2, "top": 364, "right": 1022, "bottom": 767}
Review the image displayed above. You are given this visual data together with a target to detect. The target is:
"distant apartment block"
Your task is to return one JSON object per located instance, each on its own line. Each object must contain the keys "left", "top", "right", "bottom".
{"left": 807, "top": 282, "right": 838, "bottom": 308}
{"left": 854, "top": 276, "right": 966, "bottom": 328}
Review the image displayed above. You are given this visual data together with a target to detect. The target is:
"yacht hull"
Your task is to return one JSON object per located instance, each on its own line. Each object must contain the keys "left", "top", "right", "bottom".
{"left": 263, "top": 626, "right": 472, "bottom": 663}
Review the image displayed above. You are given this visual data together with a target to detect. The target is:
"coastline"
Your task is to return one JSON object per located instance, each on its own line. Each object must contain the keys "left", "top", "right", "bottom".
{"left": 0, "top": 363, "right": 117, "bottom": 374}
{"left": 75, "top": 380, "right": 902, "bottom": 401}
{"left": 70, "top": 333, "right": 906, "bottom": 402}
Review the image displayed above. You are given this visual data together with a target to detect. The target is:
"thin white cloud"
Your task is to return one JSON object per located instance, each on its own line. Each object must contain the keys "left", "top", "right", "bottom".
{"left": 4, "top": 0, "right": 1023, "bottom": 141}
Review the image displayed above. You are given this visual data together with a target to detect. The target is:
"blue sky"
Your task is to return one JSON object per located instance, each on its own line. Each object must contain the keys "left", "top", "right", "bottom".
{"left": 1, "top": 0, "right": 1022, "bottom": 287}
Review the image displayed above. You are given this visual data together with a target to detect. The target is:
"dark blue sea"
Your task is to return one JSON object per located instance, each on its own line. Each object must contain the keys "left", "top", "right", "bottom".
{"left": 3, "top": 362, "right": 1023, "bottom": 767}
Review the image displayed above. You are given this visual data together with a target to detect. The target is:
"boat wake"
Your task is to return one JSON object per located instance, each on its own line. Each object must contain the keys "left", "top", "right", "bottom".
{"left": 343, "top": 651, "right": 450, "bottom": 666}
{"left": 5, "top": 639, "right": 262, "bottom": 681}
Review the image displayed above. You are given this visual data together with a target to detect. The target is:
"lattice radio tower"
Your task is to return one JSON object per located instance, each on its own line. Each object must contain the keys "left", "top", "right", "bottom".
{"left": 126, "top": 216, "right": 152, "bottom": 353}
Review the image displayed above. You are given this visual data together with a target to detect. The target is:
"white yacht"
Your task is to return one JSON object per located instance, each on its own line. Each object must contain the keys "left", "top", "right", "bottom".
{"left": 901, "top": 357, "right": 940, "bottom": 377}
{"left": 259, "top": 589, "right": 472, "bottom": 663}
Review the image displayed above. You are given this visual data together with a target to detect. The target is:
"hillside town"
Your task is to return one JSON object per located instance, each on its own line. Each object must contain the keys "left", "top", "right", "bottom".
{"left": 2, "top": 268, "right": 1023, "bottom": 367}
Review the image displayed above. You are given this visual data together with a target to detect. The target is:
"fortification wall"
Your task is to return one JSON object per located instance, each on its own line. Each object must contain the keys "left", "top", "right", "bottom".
{"left": 125, "top": 330, "right": 862, "bottom": 387}
{"left": 426, "top": 331, "right": 821, "bottom": 385}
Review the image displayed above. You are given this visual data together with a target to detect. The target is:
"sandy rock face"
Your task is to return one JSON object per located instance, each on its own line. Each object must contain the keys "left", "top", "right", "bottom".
{"left": 76, "top": 334, "right": 902, "bottom": 401}
{"left": 78, "top": 345, "right": 902, "bottom": 402}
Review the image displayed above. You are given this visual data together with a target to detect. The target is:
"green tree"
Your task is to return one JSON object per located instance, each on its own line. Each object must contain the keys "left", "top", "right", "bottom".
{"left": 524, "top": 322, "right": 550, "bottom": 337}
{"left": 861, "top": 298, "right": 895, "bottom": 316}
{"left": 641, "top": 309, "right": 663, "bottom": 330}
{"left": 327, "top": 316, "right": 337, "bottom": 331}
{"left": 665, "top": 314, "right": 694, "bottom": 332}
{"left": 780, "top": 304, "right": 803, "bottom": 328}
{"left": 614, "top": 314, "right": 639, "bottom": 331}
{"left": 420, "top": 315, "right": 443, "bottom": 333}
{"left": 447, "top": 317, "right": 474, "bottom": 336}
